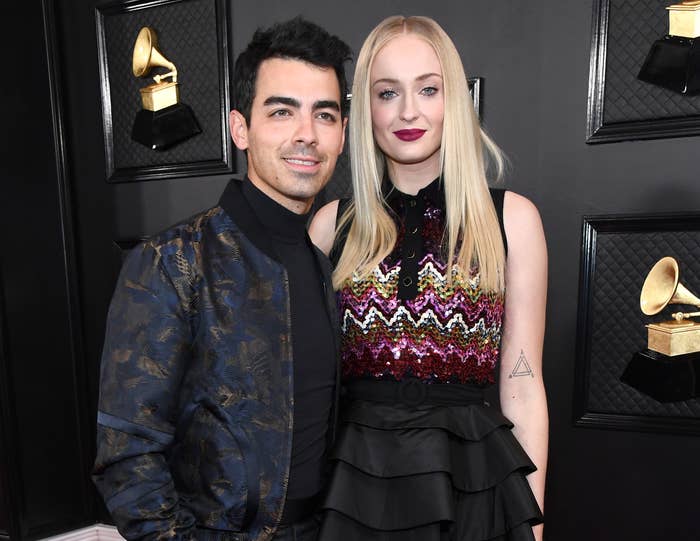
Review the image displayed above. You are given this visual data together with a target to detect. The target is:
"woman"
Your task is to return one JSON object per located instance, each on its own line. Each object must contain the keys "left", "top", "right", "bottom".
{"left": 310, "top": 15, "right": 547, "bottom": 541}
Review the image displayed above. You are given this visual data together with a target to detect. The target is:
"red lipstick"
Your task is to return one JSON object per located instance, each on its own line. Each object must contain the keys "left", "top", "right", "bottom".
{"left": 393, "top": 129, "right": 426, "bottom": 141}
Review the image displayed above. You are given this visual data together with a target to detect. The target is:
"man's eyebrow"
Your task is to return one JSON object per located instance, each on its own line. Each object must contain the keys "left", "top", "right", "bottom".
{"left": 262, "top": 96, "right": 301, "bottom": 108}
{"left": 262, "top": 96, "right": 339, "bottom": 113}
{"left": 313, "top": 100, "right": 340, "bottom": 112}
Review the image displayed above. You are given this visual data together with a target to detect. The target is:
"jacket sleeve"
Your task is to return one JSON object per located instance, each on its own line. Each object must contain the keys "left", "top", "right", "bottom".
{"left": 93, "top": 241, "right": 197, "bottom": 540}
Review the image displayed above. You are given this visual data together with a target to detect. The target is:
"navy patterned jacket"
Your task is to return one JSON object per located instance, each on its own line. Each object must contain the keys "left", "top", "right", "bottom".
{"left": 93, "top": 179, "right": 340, "bottom": 541}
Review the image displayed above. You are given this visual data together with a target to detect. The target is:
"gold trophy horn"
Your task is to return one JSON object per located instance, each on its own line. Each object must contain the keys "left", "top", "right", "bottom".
{"left": 640, "top": 256, "right": 700, "bottom": 322}
{"left": 640, "top": 256, "right": 700, "bottom": 356}
{"left": 132, "top": 27, "right": 178, "bottom": 83}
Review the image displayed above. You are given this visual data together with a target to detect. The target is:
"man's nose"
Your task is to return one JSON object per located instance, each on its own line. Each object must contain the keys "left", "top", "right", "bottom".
{"left": 293, "top": 114, "right": 318, "bottom": 146}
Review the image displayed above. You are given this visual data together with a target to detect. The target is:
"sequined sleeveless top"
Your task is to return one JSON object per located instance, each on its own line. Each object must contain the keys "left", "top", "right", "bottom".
{"left": 334, "top": 180, "right": 507, "bottom": 386}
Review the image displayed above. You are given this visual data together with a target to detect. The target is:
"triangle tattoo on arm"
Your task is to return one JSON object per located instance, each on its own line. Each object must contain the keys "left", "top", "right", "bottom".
{"left": 509, "top": 349, "right": 534, "bottom": 378}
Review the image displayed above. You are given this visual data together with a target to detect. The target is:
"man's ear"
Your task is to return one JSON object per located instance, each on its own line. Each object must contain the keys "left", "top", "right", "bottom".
{"left": 229, "top": 110, "right": 249, "bottom": 150}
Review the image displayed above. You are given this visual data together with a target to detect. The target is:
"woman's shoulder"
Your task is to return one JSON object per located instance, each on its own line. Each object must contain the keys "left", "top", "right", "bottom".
{"left": 501, "top": 190, "right": 546, "bottom": 256}
{"left": 503, "top": 191, "right": 541, "bottom": 224}
{"left": 309, "top": 199, "right": 341, "bottom": 256}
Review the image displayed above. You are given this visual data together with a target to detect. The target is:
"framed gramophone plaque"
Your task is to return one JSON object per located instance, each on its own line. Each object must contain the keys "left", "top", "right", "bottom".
{"left": 574, "top": 213, "right": 700, "bottom": 435}
{"left": 95, "top": 0, "right": 234, "bottom": 182}
{"left": 587, "top": 0, "right": 700, "bottom": 144}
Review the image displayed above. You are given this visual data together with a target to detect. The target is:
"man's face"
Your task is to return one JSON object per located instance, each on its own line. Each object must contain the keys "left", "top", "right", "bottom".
{"left": 230, "top": 58, "right": 346, "bottom": 214}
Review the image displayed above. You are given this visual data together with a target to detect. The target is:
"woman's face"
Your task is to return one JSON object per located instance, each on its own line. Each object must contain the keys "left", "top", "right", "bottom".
{"left": 369, "top": 34, "right": 444, "bottom": 178}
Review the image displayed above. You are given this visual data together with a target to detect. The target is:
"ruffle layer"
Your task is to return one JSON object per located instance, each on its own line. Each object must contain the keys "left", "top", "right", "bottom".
{"left": 319, "top": 400, "right": 542, "bottom": 540}
{"left": 319, "top": 511, "right": 539, "bottom": 541}
{"left": 340, "top": 399, "right": 514, "bottom": 441}
{"left": 331, "top": 423, "right": 535, "bottom": 492}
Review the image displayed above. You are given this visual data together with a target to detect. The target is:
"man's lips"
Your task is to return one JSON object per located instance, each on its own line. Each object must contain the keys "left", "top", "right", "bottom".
{"left": 283, "top": 156, "right": 321, "bottom": 168}
{"left": 393, "top": 129, "right": 426, "bottom": 141}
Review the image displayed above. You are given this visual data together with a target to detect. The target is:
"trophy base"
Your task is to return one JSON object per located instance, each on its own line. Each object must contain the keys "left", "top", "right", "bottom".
{"left": 647, "top": 321, "right": 700, "bottom": 356}
{"left": 131, "top": 103, "right": 201, "bottom": 151}
{"left": 637, "top": 35, "right": 700, "bottom": 94}
{"left": 621, "top": 349, "right": 700, "bottom": 403}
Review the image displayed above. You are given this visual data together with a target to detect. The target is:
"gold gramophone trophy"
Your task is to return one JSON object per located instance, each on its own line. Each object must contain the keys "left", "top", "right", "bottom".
{"left": 640, "top": 256, "right": 700, "bottom": 356}
{"left": 131, "top": 27, "right": 200, "bottom": 151}
{"left": 621, "top": 256, "right": 700, "bottom": 402}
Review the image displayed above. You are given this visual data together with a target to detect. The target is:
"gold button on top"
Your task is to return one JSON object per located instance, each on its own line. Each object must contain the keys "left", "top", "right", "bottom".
{"left": 409, "top": 199, "right": 417, "bottom": 207}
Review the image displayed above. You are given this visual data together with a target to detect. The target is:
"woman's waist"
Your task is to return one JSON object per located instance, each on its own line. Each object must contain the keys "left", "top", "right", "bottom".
{"left": 341, "top": 349, "right": 499, "bottom": 386}
{"left": 341, "top": 377, "right": 488, "bottom": 407}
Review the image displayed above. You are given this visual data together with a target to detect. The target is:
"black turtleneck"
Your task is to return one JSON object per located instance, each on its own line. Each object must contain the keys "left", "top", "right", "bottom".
{"left": 241, "top": 179, "right": 336, "bottom": 502}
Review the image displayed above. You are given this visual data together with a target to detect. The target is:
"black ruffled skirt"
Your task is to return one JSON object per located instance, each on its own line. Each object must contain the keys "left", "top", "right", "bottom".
{"left": 319, "top": 380, "right": 543, "bottom": 540}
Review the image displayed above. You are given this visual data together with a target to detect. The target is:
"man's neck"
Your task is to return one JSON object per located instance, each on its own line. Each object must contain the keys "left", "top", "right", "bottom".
{"left": 241, "top": 178, "right": 309, "bottom": 243}
{"left": 247, "top": 174, "right": 314, "bottom": 215}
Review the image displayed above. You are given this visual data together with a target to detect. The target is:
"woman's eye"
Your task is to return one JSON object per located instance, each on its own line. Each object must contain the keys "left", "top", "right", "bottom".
{"left": 421, "top": 86, "right": 438, "bottom": 96}
{"left": 378, "top": 89, "right": 398, "bottom": 100}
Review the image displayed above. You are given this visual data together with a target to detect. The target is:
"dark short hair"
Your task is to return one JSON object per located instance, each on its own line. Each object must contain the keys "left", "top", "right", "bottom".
{"left": 233, "top": 17, "right": 352, "bottom": 123}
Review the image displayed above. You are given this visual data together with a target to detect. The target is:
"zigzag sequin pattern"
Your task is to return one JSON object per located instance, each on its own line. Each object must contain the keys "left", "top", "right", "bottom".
{"left": 338, "top": 253, "right": 505, "bottom": 385}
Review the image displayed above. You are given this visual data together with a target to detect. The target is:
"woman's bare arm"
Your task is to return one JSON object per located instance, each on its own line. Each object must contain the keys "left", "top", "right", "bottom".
{"left": 498, "top": 191, "right": 549, "bottom": 541}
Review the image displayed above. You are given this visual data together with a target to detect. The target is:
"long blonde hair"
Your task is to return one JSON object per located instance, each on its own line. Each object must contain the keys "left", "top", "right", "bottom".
{"left": 333, "top": 15, "right": 506, "bottom": 293}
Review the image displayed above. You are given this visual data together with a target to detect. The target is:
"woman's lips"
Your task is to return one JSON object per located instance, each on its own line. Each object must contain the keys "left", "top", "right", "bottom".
{"left": 393, "top": 129, "right": 426, "bottom": 141}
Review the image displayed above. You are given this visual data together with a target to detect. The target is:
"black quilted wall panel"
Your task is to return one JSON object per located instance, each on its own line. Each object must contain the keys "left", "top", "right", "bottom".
{"left": 577, "top": 215, "right": 700, "bottom": 429}
{"left": 604, "top": 0, "right": 700, "bottom": 124}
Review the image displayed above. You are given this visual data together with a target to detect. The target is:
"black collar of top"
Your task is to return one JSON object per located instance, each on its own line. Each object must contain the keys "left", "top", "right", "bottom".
{"left": 219, "top": 177, "right": 310, "bottom": 262}
{"left": 382, "top": 176, "right": 444, "bottom": 208}
{"left": 239, "top": 177, "right": 309, "bottom": 244}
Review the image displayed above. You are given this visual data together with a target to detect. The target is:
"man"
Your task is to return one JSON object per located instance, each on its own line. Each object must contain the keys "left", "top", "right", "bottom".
{"left": 93, "top": 18, "right": 351, "bottom": 541}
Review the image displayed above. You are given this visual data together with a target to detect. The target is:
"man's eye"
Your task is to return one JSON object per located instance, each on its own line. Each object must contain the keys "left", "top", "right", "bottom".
{"left": 317, "top": 112, "right": 337, "bottom": 122}
{"left": 378, "top": 89, "right": 398, "bottom": 100}
{"left": 421, "top": 86, "right": 438, "bottom": 96}
{"left": 271, "top": 109, "right": 291, "bottom": 117}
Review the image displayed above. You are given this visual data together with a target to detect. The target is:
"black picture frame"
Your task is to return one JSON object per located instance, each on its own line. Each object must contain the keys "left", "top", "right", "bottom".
{"left": 586, "top": 0, "right": 700, "bottom": 144}
{"left": 574, "top": 213, "right": 700, "bottom": 435}
{"left": 95, "top": 0, "right": 233, "bottom": 182}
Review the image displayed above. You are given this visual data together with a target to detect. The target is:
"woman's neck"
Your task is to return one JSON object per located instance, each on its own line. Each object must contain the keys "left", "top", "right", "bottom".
{"left": 387, "top": 155, "right": 441, "bottom": 195}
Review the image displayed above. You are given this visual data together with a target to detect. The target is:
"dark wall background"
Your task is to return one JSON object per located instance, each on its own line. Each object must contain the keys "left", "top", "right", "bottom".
{"left": 0, "top": 1, "right": 93, "bottom": 538}
{"left": 2, "top": 0, "right": 699, "bottom": 539}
